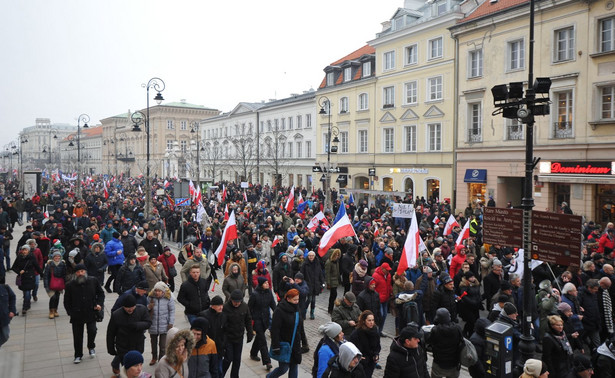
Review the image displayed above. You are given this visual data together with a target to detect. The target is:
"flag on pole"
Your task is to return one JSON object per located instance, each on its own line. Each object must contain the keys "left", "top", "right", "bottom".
{"left": 456, "top": 219, "right": 470, "bottom": 247}
{"left": 221, "top": 185, "right": 227, "bottom": 202}
{"left": 317, "top": 215, "right": 357, "bottom": 257}
{"left": 397, "top": 211, "right": 428, "bottom": 275}
{"left": 433, "top": 216, "right": 440, "bottom": 225}
{"left": 243, "top": 190, "right": 248, "bottom": 203}
{"left": 103, "top": 180, "right": 109, "bottom": 199}
{"left": 224, "top": 204, "right": 229, "bottom": 221}
{"left": 196, "top": 202, "right": 207, "bottom": 223}
{"left": 285, "top": 186, "right": 295, "bottom": 213}
{"left": 443, "top": 214, "right": 460, "bottom": 236}
{"left": 271, "top": 236, "right": 282, "bottom": 249}
{"left": 163, "top": 180, "right": 171, "bottom": 188}
{"left": 189, "top": 180, "right": 196, "bottom": 201}
{"left": 348, "top": 192, "right": 354, "bottom": 204}
{"left": 307, "top": 211, "right": 329, "bottom": 232}
{"left": 195, "top": 186, "right": 202, "bottom": 205}
{"left": 214, "top": 210, "right": 238, "bottom": 266}
{"left": 333, "top": 197, "right": 346, "bottom": 225}
{"left": 373, "top": 224, "right": 380, "bottom": 238}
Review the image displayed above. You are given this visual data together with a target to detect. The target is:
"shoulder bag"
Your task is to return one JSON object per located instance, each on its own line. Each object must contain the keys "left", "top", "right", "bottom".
{"left": 269, "top": 312, "right": 299, "bottom": 363}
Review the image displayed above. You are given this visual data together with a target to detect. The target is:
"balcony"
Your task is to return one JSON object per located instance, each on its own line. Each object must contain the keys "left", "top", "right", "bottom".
{"left": 506, "top": 125, "right": 524, "bottom": 140}
{"left": 553, "top": 121, "right": 573, "bottom": 139}
{"left": 468, "top": 130, "right": 482, "bottom": 143}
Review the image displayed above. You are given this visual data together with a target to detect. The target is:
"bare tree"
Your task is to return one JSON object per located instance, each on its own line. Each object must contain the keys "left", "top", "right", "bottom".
{"left": 203, "top": 140, "right": 223, "bottom": 182}
{"left": 226, "top": 122, "right": 257, "bottom": 183}
{"left": 261, "top": 123, "right": 293, "bottom": 187}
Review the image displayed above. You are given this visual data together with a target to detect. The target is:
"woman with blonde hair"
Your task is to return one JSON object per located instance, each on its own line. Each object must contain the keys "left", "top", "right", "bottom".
{"left": 155, "top": 328, "right": 195, "bottom": 378}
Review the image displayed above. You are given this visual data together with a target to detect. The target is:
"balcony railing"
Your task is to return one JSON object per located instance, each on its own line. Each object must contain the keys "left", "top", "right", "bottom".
{"left": 468, "top": 130, "right": 482, "bottom": 143}
{"left": 553, "top": 121, "right": 573, "bottom": 138}
{"left": 506, "top": 125, "right": 524, "bottom": 140}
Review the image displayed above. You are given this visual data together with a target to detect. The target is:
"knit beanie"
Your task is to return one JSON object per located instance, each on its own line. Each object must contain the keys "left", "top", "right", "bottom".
{"left": 523, "top": 359, "right": 547, "bottom": 377}
{"left": 153, "top": 281, "right": 168, "bottom": 292}
{"left": 319, "top": 322, "right": 342, "bottom": 339}
{"left": 503, "top": 302, "right": 518, "bottom": 315}
{"left": 123, "top": 350, "right": 143, "bottom": 370}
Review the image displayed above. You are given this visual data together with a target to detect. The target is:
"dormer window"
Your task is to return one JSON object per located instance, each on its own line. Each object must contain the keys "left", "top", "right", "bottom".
{"left": 344, "top": 67, "right": 352, "bottom": 82}
{"left": 362, "top": 61, "right": 372, "bottom": 77}
{"left": 326, "top": 72, "right": 335, "bottom": 86}
{"left": 436, "top": 0, "right": 447, "bottom": 16}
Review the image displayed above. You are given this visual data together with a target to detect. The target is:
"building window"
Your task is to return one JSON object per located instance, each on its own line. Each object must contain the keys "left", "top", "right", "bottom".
{"left": 259, "top": 121, "right": 264, "bottom": 133}
{"left": 267, "top": 121, "right": 272, "bottom": 132}
{"left": 344, "top": 67, "right": 352, "bottom": 82}
{"left": 180, "top": 140, "right": 187, "bottom": 152}
{"left": 288, "top": 117, "right": 293, "bottom": 130}
{"left": 601, "top": 17, "right": 615, "bottom": 52}
{"left": 554, "top": 27, "right": 574, "bottom": 62}
{"left": 296, "top": 141, "right": 302, "bottom": 157}
{"left": 274, "top": 119, "right": 279, "bottom": 131}
{"left": 468, "top": 103, "right": 482, "bottom": 142}
{"left": 554, "top": 90, "right": 573, "bottom": 138}
{"left": 384, "top": 50, "right": 395, "bottom": 71}
{"left": 323, "top": 133, "right": 328, "bottom": 154}
{"left": 358, "top": 93, "right": 369, "bottom": 110}
{"left": 340, "top": 97, "right": 349, "bottom": 113}
{"left": 167, "top": 120, "right": 174, "bottom": 130}
{"left": 362, "top": 61, "right": 372, "bottom": 77}
{"left": 405, "top": 81, "right": 418, "bottom": 104}
{"left": 297, "top": 115, "right": 302, "bottom": 129}
{"left": 508, "top": 39, "right": 525, "bottom": 70}
{"left": 427, "top": 76, "right": 443, "bottom": 101}
{"left": 358, "top": 130, "right": 368, "bottom": 153}
{"left": 326, "top": 72, "right": 335, "bottom": 86}
{"left": 602, "top": 86, "right": 615, "bottom": 119}
{"left": 180, "top": 121, "right": 187, "bottom": 130}
{"left": 384, "top": 128, "right": 394, "bottom": 152}
{"left": 469, "top": 49, "right": 483, "bottom": 78}
{"left": 306, "top": 141, "right": 312, "bottom": 157}
{"left": 436, "top": 0, "right": 447, "bottom": 15}
{"left": 506, "top": 119, "right": 524, "bottom": 140}
{"left": 340, "top": 132, "right": 348, "bottom": 153}
{"left": 404, "top": 125, "right": 417, "bottom": 152}
{"left": 383, "top": 86, "right": 395, "bottom": 108}
{"left": 306, "top": 114, "right": 311, "bottom": 128}
{"left": 428, "top": 37, "right": 443, "bottom": 60}
{"left": 288, "top": 142, "right": 293, "bottom": 158}
{"left": 405, "top": 44, "right": 418, "bottom": 65}
{"left": 166, "top": 140, "right": 173, "bottom": 150}
{"left": 428, "top": 123, "right": 442, "bottom": 151}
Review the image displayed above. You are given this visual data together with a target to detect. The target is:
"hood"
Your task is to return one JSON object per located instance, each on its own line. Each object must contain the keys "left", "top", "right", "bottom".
{"left": 165, "top": 328, "right": 195, "bottom": 366}
{"left": 598, "top": 342, "right": 615, "bottom": 361}
{"left": 338, "top": 342, "right": 362, "bottom": 371}
{"left": 474, "top": 318, "right": 491, "bottom": 338}
{"left": 91, "top": 242, "right": 105, "bottom": 253}
{"left": 434, "top": 308, "right": 451, "bottom": 325}
{"left": 148, "top": 286, "right": 172, "bottom": 300}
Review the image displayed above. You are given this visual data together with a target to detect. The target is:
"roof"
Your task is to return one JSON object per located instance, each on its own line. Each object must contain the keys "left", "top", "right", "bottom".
{"left": 458, "top": 0, "right": 528, "bottom": 24}
{"left": 259, "top": 91, "right": 316, "bottom": 110}
{"left": 64, "top": 125, "right": 103, "bottom": 140}
{"left": 161, "top": 101, "right": 218, "bottom": 111}
{"left": 328, "top": 45, "right": 375, "bottom": 66}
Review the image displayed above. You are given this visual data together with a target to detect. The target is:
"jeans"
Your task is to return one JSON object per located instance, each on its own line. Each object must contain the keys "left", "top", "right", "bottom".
{"left": 32, "top": 275, "right": 40, "bottom": 298}
{"left": 22, "top": 289, "right": 32, "bottom": 310}
{"left": 268, "top": 361, "right": 298, "bottom": 378}
{"left": 379, "top": 301, "right": 388, "bottom": 333}
{"left": 49, "top": 291, "right": 61, "bottom": 310}
{"left": 0, "top": 325, "right": 9, "bottom": 347}
{"left": 223, "top": 341, "right": 243, "bottom": 378}
{"left": 72, "top": 321, "right": 97, "bottom": 358}
{"left": 150, "top": 333, "right": 167, "bottom": 360}
{"left": 186, "top": 314, "right": 197, "bottom": 325}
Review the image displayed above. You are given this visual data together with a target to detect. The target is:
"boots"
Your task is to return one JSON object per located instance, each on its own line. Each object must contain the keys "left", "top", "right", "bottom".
{"left": 49, "top": 309, "right": 55, "bottom": 319}
{"left": 309, "top": 309, "right": 315, "bottom": 320}
{"left": 54, "top": 309, "right": 59, "bottom": 317}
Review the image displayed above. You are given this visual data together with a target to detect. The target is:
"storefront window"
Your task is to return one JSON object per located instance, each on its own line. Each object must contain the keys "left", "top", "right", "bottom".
{"left": 469, "top": 183, "right": 486, "bottom": 204}
{"left": 598, "top": 185, "right": 615, "bottom": 225}
{"left": 355, "top": 176, "right": 369, "bottom": 190}
{"left": 404, "top": 178, "right": 414, "bottom": 195}
{"left": 554, "top": 184, "right": 570, "bottom": 212}
{"left": 383, "top": 177, "right": 393, "bottom": 191}
{"left": 288, "top": 174, "right": 294, "bottom": 187}
{"left": 426, "top": 179, "right": 440, "bottom": 201}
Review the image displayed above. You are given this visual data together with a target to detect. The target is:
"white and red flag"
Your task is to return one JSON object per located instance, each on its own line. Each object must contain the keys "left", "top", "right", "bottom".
{"left": 317, "top": 215, "right": 357, "bottom": 257}
{"left": 104, "top": 182, "right": 109, "bottom": 200}
{"left": 271, "top": 236, "right": 282, "bottom": 249}
{"left": 307, "top": 211, "right": 329, "bottom": 232}
{"left": 214, "top": 210, "right": 238, "bottom": 266}
{"left": 456, "top": 219, "right": 471, "bottom": 247}
{"left": 194, "top": 186, "right": 202, "bottom": 205}
{"left": 284, "top": 186, "right": 295, "bottom": 213}
{"left": 373, "top": 224, "right": 380, "bottom": 238}
{"left": 397, "top": 211, "right": 428, "bottom": 275}
{"left": 223, "top": 204, "right": 229, "bottom": 221}
{"left": 243, "top": 190, "right": 248, "bottom": 202}
{"left": 443, "top": 214, "right": 460, "bottom": 236}
{"left": 221, "top": 185, "right": 227, "bottom": 202}
{"left": 433, "top": 216, "right": 440, "bottom": 225}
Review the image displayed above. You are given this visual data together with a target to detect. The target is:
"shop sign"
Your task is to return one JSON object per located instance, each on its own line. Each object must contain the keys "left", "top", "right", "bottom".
{"left": 464, "top": 169, "right": 487, "bottom": 183}
{"left": 389, "top": 168, "right": 429, "bottom": 174}
{"left": 539, "top": 161, "right": 614, "bottom": 175}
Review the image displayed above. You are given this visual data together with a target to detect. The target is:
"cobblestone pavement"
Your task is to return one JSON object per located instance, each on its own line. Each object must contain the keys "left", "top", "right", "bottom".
{"left": 0, "top": 222, "right": 469, "bottom": 377}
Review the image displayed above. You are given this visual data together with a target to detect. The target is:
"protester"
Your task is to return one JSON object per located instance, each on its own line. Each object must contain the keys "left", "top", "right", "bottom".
{"left": 0, "top": 276, "right": 16, "bottom": 348}
{"left": 248, "top": 276, "right": 276, "bottom": 370}
{"left": 269, "top": 288, "right": 303, "bottom": 378}
{"left": 147, "top": 281, "right": 175, "bottom": 366}
{"left": 347, "top": 310, "right": 380, "bottom": 377}
{"left": 155, "top": 327, "right": 194, "bottom": 378}
{"left": 11, "top": 244, "right": 43, "bottom": 315}
{"left": 188, "top": 317, "right": 219, "bottom": 378}
{"left": 222, "top": 289, "right": 253, "bottom": 378}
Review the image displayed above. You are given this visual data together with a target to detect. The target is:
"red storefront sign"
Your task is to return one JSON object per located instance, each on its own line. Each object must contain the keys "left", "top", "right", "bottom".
{"left": 550, "top": 161, "right": 612, "bottom": 175}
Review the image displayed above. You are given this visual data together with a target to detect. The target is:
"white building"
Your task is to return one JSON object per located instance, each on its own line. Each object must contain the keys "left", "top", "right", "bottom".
{"left": 18, "top": 118, "right": 77, "bottom": 171}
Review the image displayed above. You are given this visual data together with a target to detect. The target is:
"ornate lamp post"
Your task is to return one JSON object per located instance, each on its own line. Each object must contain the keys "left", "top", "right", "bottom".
{"left": 190, "top": 121, "right": 202, "bottom": 191}
{"left": 318, "top": 96, "right": 339, "bottom": 213}
{"left": 69, "top": 114, "right": 89, "bottom": 197}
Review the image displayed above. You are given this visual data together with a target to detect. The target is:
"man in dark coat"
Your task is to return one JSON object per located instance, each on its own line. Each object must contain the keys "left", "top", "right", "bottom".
{"left": 300, "top": 250, "right": 325, "bottom": 320}
{"left": 357, "top": 277, "right": 381, "bottom": 328}
{"left": 199, "top": 295, "right": 227, "bottom": 377}
{"left": 138, "top": 230, "right": 163, "bottom": 259}
{"left": 482, "top": 262, "right": 503, "bottom": 311}
{"left": 120, "top": 229, "right": 138, "bottom": 259}
{"left": 384, "top": 326, "right": 429, "bottom": 378}
{"left": 106, "top": 294, "right": 151, "bottom": 376}
{"left": 340, "top": 244, "right": 357, "bottom": 293}
{"left": 63, "top": 264, "right": 105, "bottom": 363}
{"left": 222, "top": 289, "right": 253, "bottom": 378}
{"left": 178, "top": 264, "right": 210, "bottom": 324}
{"left": 248, "top": 277, "right": 276, "bottom": 369}
{"left": 272, "top": 253, "right": 291, "bottom": 296}
{"left": 578, "top": 278, "right": 602, "bottom": 350}
{"left": 428, "top": 308, "right": 462, "bottom": 377}
{"left": 0, "top": 278, "right": 16, "bottom": 348}
{"left": 431, "top": 274, "right": 458, "bottom": 323}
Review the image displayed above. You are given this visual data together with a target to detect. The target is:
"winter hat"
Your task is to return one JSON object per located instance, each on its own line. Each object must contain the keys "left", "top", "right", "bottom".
{"left": 319, "top": 322, "right": 343, "bottom": 339}
{"left": 573, "top": 354, "right": 593, "bottom": 373}
{"left": 51, "top": 250, "right": 62, "bottom": 258}
{"left": 257, "top": 277, "right": 267, "bottom": 287}
{"left": 112, "top": 231, "right": 120, "bottom": 239}
{"left": 74, "top": 263, "right": 87, "bottom": 272}
{"left": 344, "top": 292, "right": 356, "bottom": 303}
{"left": 523, "top": 359, "right": 547, "bottom": 377}
{"left": 122, "top": 294, "right": 137, "bottom": 308}
{"left": 424, "top": 266, "right": 433, "bottom": 273}
{"left": 230, "top": 289, "right": 243, "bottom": 301}
{"left": 503, "top": 302, "right": 518, "bottom": 315}
{"left": 123, "top": 350, "right": 143, "bottom": 370}
{"left": 359, "top": 259, "right": 368, "bottom": 268}
{"left": 136, "top": 281, "right": 149, "bottom": 290}
{"left": 92, "top": 234, "right": 100, "bottom": 241}
{"left": 211, "top": 295, "right": 224, "bottom": 306}
{"left": 163, "top": 246, "right": 171, "bottom": 252}
{"left": 463, "top": 271, "right": 475, "bottom": 280}
{"left": 399, "top": 326, "right": 421, "bottom": 342}
{"left": 257, "top": 260, "right": 266, "bottom": 270}
{"left": 440, "top": 274, "right": 453, "bottom": 285}
{"left": 153, "top": 281, "right": 168, "bottom": 292}
{"left": 191, "top": 317, "right": 210, "bottom": 334}
{"left": 500, "top": 281, "right": 513, "bottom": 291}
{"left": 380, "top": 262, "right": 392, "bottom": 272}
{"left": 294, "top": 272, "right": 304, "bottom": 280}
{"left": 557, "top": 302, "right": 572, "bottom": 313}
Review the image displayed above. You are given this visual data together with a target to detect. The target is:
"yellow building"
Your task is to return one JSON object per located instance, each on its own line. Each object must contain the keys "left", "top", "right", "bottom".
{"left": 451, "top": 0, "right": 615, "bottom": 224}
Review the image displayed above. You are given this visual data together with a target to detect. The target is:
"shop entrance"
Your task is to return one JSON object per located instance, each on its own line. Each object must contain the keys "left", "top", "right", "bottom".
{"left": 426, "top": 179, "right": 440, "bottom": 201}
{"left": 597, "top": 185, "right": 615, "bottom": 225}
{"left": 469, "top": 183, "right": 486, "bottom": 204}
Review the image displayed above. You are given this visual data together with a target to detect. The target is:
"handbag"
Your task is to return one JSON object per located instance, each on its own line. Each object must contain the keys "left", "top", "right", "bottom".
{"left": 49, "top": 269, "right": 65, "bottom": 291}
{"left": 460, "top": 336, "right": 478, "bottom": 367}
{"left": 269, "top": 312, "right": 299, "bottom": 363}
{"left": 168, "top": 265, "right": 178, "bottom": 278}
{"left": 15, "top": 274, "right": 22, "bottom": 287}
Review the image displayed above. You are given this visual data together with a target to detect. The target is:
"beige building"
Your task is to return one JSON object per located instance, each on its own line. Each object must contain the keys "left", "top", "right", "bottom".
{"left": 100, "top": 100, "right": 219, "bottom": 179}
{"left": 451, "top": 0, "right": 615, "bottom": 225}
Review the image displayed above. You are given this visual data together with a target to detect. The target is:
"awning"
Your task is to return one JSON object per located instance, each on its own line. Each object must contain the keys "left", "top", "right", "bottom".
{"left": 464, "top": 169, "right": 487, "bottom": 183}
{"left": 538, "top": 174, "right": 615, "bottom": 184}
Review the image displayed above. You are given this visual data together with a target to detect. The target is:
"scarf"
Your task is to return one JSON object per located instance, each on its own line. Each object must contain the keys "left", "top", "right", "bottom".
{"left": 551, "top": 330, "right": 573, "bottom": 356}
{"left": 604, "top": 289, "right": 614, "bottom": 333}
{"left": 354, "top": 263, "right": 367, "bottom": 277}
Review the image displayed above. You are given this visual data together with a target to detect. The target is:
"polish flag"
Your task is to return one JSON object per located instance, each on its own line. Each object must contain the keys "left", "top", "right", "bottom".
{"left": 317, "top": 215, "right": 357, "bottom": 257}
{"left": 221, "top": 185, "right": 227, "bottom": 202}
{"left": 164, "top": 180, "right": 171, "bottom": 188}
{"left": 285, "top": 186, "right": 295, "bottom": 213}
{"left": 297, "top": 193, "right": 304, "bottom": 205}
{"left": 104, "top": 183, "right": 109, "bottom": 200}
{"left": 443, "top": 214, "right": 460, "bottom": 236}
{"left": 271, "top": 236, "right": 282, "bottom": 248}
{"left": 456, "top": 219, "right": 471, "bottom": 247}
{"left": 189, "top": 180, "right": 196, "bottom": 201}
{"left": 214, "top": 210, "right": 238, "bottom": 266}
{"left": 307, "top": 211, "right": 329, "bottom": 232}
{"left": 243, "top": 190, "right": 248, "bottom": 203}
{"left": 373, "top": 224, "right": 380, "bottom": 238}
{"left": 195, "top": 186, "right": 202, "bottom": 205}
{"left": 433, "top": 216, "right": 440, "bottom": 225}
{"left": 224, "top": 204, "right": 229, "bottom": 221}
{"left": 397, "top": 210, "right": 428, "bottom": 276}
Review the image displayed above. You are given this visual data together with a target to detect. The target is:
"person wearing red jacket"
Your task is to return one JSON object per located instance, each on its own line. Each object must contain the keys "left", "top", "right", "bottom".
{"left": 251, "top": 260, "right": 272, "bottom": 289}
{"left": 449, "top": 244, "right": 467, "bottom": 278}
{"left": 372, "top": 263, "right": 392, "bottom": 334}
{"left": 598, "top": 228, "right": 615, "bottom": 257}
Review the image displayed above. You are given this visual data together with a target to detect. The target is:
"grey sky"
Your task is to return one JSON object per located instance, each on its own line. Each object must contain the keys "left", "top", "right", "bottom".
{"left": 0, "top": 0, "right": 400, "bottom": 144}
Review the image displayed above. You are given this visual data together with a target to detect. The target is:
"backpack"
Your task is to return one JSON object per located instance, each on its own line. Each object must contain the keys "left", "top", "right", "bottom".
{"left": 401, "top": 300, "right": 420, "bottom": 327}
{"left": 459, "top": 335, "right": 478, "bottom": 367}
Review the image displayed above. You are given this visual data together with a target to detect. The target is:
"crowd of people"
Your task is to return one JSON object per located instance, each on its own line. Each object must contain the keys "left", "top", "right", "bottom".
{"left": 0, "top": 176, "right": 609, "bottom": 377}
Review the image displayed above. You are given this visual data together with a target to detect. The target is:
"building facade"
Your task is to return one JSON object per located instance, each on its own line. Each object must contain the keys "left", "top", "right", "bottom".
{"left": 18, "top": 118, "right": 77, "bottom": 171}
{"left": 58, "top": 125, "right": 103, "bottom": 175}
{"left": 451, "top": 0, "right": 615, "bottom": 224}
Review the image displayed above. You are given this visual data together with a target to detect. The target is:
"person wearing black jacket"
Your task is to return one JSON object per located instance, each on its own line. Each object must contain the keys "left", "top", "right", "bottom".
{"left": 11, "top": 245, "right": 43, "bottom": 315}
{"left": 340, "top": 245, "right": 357, "bottom": 293}
{"left": 431, "top": 274, "right": 458, "bottom": 323}
{"left": 84, "top": 242, "right": 108, "bottom": 286}
{"left": 106, "top": 295, "right": 152, "bottom": 377}
{"left": 357, "top": 277, "right": 381, "bottom": 328}
{"left": 269, "top": 288, "right": 304, "bottom": 378}
{"left": 301, "top": 251, "right": 325, "bottom": 320}
{"left": 222, "top": 289, "right": 253, "bottom": 378}
{"left": 428, "top": 308, "right": 462, "bottom": 377}
{"left": 199, "top": 295, "right": 227, "bottom": 377}
{"left": 577, "top": 278, "right": 602, "bottom": 350}
{"left": 384, "top": 326, "right": 429, "bottom": 378}
{"left": 114, "top": 255, "right": 145, "bottom": 294}
{"left": 347, "top": 310, "right": 381, "bottom": 377}
{"left": 138, "top": 231, "right": 164, "bottom": 259}
{"left": 248, "top": 277, "right": 276, "bottom": 370}
{"left": 120, "top": 230, "right": 139, "bottom": 259}
{"left": 64, "top": 264, "right": 105, "bottom": 363}
{"left": 178, "top": 265, "right": 210, "bottom": 324}
{"left": 468, "top": 318, "right": 491, "bottom": 378}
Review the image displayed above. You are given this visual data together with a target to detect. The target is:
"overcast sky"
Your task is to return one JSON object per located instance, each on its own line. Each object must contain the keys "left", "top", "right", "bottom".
{"left": 0, "top": 0, "right": 402, "bottom": 144}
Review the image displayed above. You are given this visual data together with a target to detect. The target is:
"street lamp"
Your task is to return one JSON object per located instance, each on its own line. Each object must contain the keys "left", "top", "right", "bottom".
{"left": 318, "top": 95, "right": 339, "bottom": 213}
{"left": 18, "top": 136, "right": 28, "bottom": 191}
{"left": 69, "top": 114, "right": 90, "bottom": 197}
{"left": 190, "top": 121, "right": 202, "bottom": 192}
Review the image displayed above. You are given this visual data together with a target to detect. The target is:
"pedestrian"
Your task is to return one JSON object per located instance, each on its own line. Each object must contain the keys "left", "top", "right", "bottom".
{"left": 314, "top": 322, "right": 345, "bottom": 378}
{"left": 189, "top": 317, "right": 220, "bottom": 378}
{"left": 112, "top": 281, "right": 150, "bottom": 312}
{"left": 383, "top": 326, "right": 429, "bottom": 378}
{"left": 222, "top": 262, "right": 247, "bottom": 302}
{"left": 371, "top": 262, "right": 392, "bottom": 334}
{"left": 63, "top": 263, "right": 105, "bottom": 363}
{"left": 520, "top": 358, "right": 549, "bottom": 378}
{"left": 155, "top": 327, "right": 195, "bottom": 378}
{"left": 467, "top": 318, "right": 491, "bottom": 378}
{"left": 123, "top": 350, "right": 152, "bottom": 378}
{"left": 177, "top": 265, "right": 210, "bottom": 324}
{"left": 351, "top": 259, "right": 369, "bottom": 298}
{"left": 115, "top": 255, "right": 146, "bottom": 294}
{"left": 222, "top": 289, "right": 254, "bottom": 378}
{"left": 268, "top": 288, "right": 303, "bottom": 378}
{"left": 147, "top": 281, "right": 175, "bottom": 366}
{"left": 0, "top": 276, "right": 16, "bottom": 348}
{"left": 11, "top": 244, "right": 42, "bottom": 315}
{"left": 542, "top": 315, "right": 574, "bottom": 376}
{"left": 84, "top": 241, "right": 107, "bottom": 286}
{"left": 457, "top": 270, "right": 482, "bottom": 337}
{"left": 325, "top": 249, "right": 341, "bottom": 314}
{"left": 321, "top": 341, "right": 365, "bottom": 378}
{"left": 332, "top": 291, "right": 362, "bottom": 337}
{"left": 428, "top": 308, "right": 463, "bottom": 378}
{"left": 497, "top": 303, "right": 523, "bottom": 366}
{"left": 248, "top": 276, "right": 276, "bottom": 370}
{"left": 199, "top": 295, "right": 226, "bottom": 377}
{"left": 105, "top": 230, "right": 125, "bottom": 293}
{"left": 431, "top": 273, "right": 458, "bottom": 323}
{"left": 180, "top": 247, "right": 211, "bottom": 284}
{"left": 301, "top": 250, "right": 325, "bottom": 320}
{"left": 144, "top": 255, "right": 168, "bottom": 291}
{"left": 578, "top": 278, "right": 602, "bottom": 350}
{"left": 158, "top": 246, "right": 178, "bottom": 292}
{"left": 357, "top": 277, "right": 381, "bottom": 333}
{"left": 43, "top": 250, "right": 67, "bottom": 319}
{"left": 567, "top": 354, "right": 593, "bottom": 378}
{"left": 106, "top": 294, "right": 152, "bottom": 377}
{"left": 347, "top": 310, "right": 380, "bottom": 377}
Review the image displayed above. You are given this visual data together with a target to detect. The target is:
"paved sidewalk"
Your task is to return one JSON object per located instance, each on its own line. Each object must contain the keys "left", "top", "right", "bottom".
{"left": 0, "top": 222, "right": 469, "bottom": 377}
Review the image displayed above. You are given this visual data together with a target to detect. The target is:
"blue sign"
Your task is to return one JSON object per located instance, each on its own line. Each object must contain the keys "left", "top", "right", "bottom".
{"left": 174, "top": 197, "right": 190, "bottom": 207}
{"left": 464, "top": 169, "right": 487, "bottom": 183}
{"left": 504, "top": 336, "right": 512, "bottom": 351}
